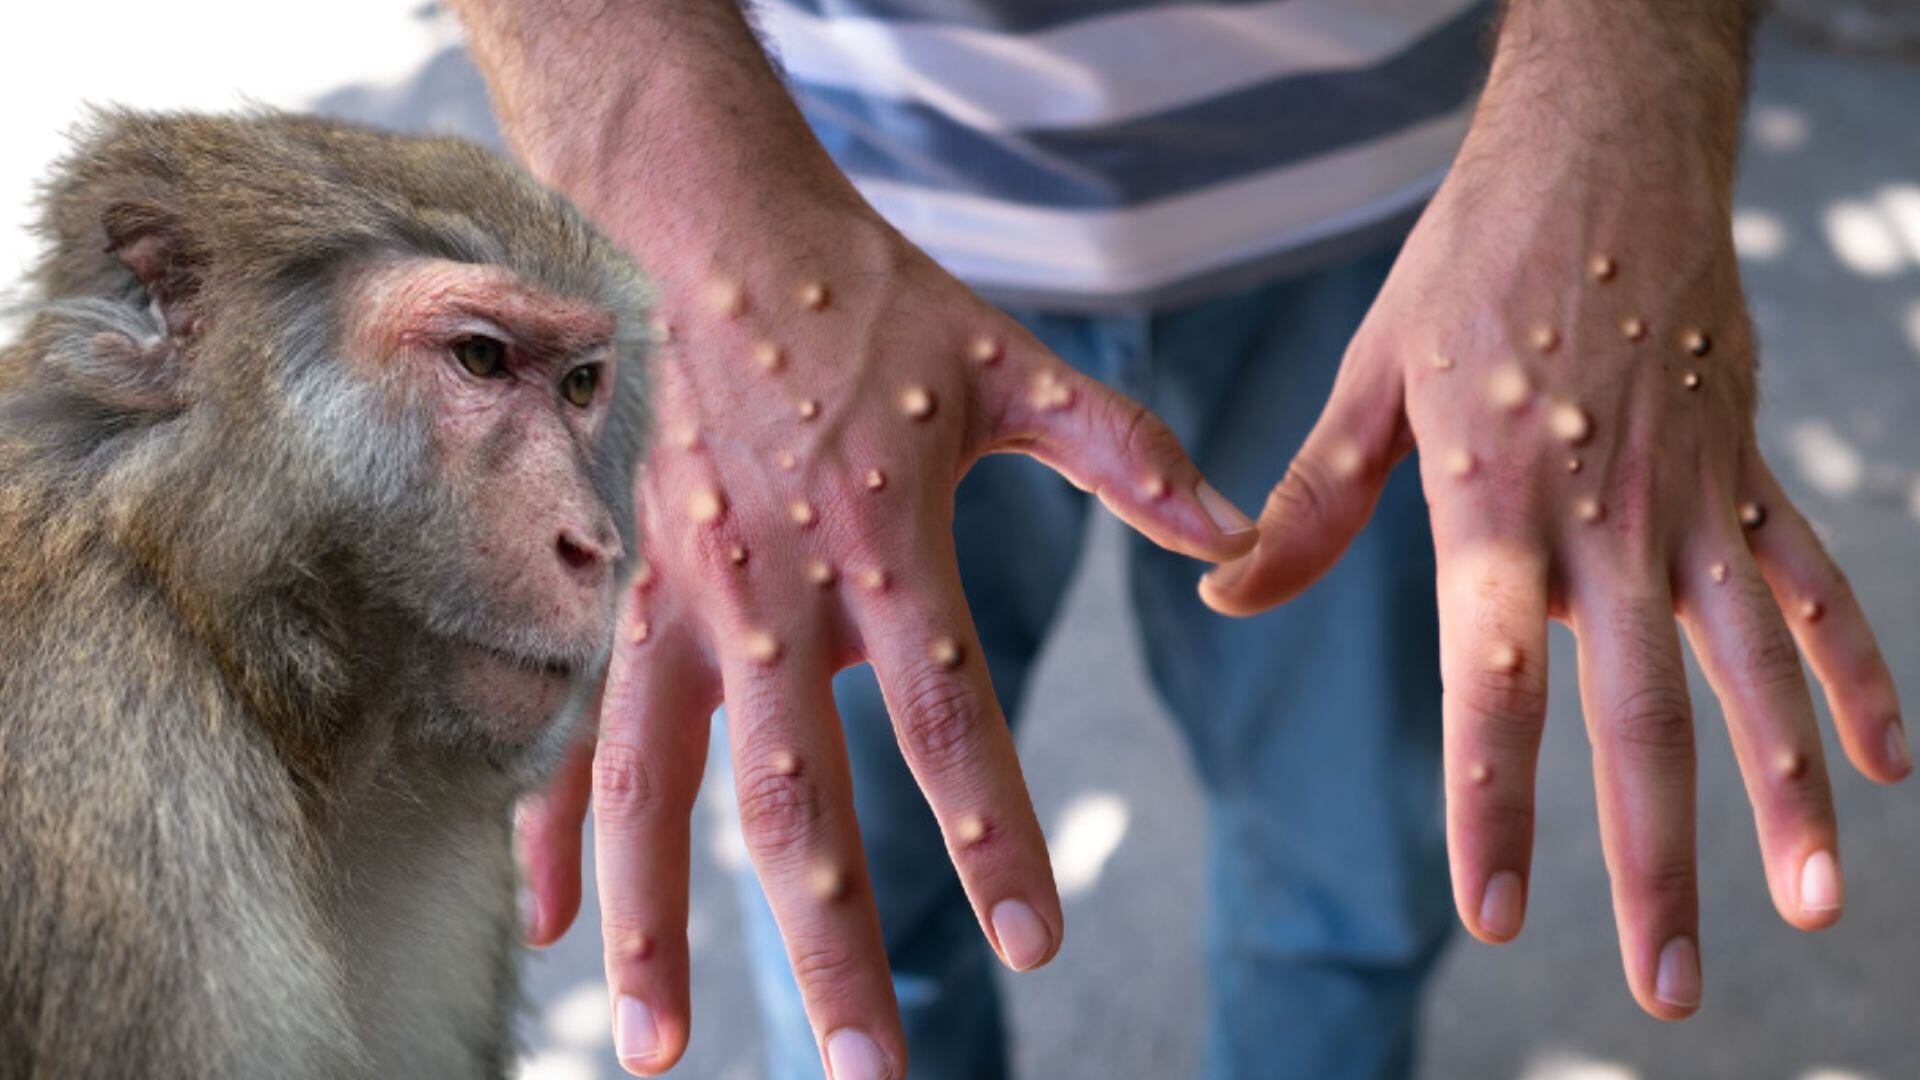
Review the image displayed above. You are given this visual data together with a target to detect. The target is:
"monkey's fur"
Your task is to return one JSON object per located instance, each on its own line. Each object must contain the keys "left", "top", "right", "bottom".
{"left": 0, "top": 111, "right": 651, "bottom": 1078}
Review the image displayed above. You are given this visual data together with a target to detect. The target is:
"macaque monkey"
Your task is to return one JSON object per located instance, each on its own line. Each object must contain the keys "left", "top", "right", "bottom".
{"left": 0, "top": 110, "right": 651, "bottom": 1078}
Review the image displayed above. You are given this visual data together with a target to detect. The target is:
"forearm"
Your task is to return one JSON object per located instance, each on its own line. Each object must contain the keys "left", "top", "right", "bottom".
{"left": 1466, "top": 0, "right": 1759, "bottom": 199}
{"left": 448, "top": 0, "right": 864, "bottom": 273}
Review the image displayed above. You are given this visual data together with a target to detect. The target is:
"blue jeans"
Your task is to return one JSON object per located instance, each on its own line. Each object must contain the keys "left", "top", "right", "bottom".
{"left": 733, "top": 242, "right": 1451, "bottom": 1080}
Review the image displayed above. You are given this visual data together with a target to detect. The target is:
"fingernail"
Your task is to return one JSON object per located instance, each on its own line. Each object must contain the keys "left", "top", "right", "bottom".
{"left": 1196, "top": 481, "right": 1256, "bottom": 536}
{"left": 1655, "top": 936, "right": 1701, "bottom": 1008}
{"left": 615, "top": 995, "right": 659, "bottom": 1066}
{"left": 519, "top": 886, "right": 542, "bottom": 943}
{"left": 990, "top": 898, "right": 1053, "bottom": 971}
{"left": 1478, "top": 871, "right": 1524, "bottom": 940}
{"left": 825, "top": 1029, "right": 889, "bottom": 1080}
{"left": 1887, "top": 722, "right": 1911, "bottom": 776}
{"left": 1799, "top": 848, "right": 1844, "bottom": 914}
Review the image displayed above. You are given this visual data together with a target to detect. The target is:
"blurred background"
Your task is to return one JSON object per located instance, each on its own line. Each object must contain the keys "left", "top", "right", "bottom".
{"left": 5, "top": 4, "right": 1919, "bottom": 1077}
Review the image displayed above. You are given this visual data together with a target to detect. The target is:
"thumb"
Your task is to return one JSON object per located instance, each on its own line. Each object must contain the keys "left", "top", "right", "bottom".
{"left": 1199, "top": 352, "right": 1408, "bottom": 616}
{"left": 991, "top": 356, "right": 1257, "bottom": 562}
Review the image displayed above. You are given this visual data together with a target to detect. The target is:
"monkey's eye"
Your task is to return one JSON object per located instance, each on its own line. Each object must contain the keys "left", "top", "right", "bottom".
{"left": 561, "top": 364, "right": 601, "bottom": 409}
{"left": 451, "top": 336, "right": 509, "bottom": 379}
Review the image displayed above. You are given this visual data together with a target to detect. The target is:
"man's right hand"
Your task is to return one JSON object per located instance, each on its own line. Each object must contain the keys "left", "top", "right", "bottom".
{"left": 518, "top": 196, "right": 1256, "bottom": 1077}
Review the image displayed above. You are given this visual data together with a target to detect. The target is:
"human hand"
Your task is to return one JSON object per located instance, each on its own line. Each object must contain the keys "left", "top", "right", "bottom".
{"left": 1199, "top": 3, "right": 1909, "bottom": 1021}
{"left": 517, "top": 201, "right": 1256, "bottom": 1076}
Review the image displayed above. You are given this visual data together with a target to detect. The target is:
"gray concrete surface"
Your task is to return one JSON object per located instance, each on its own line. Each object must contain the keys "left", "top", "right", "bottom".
{"left": 6, "top": 9, "right": 1919, "bottom": 1079}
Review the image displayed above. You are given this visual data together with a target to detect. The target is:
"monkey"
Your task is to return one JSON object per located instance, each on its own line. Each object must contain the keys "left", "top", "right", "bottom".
{"left": 0, "top": 109, "right": 652, "bottom": 1079}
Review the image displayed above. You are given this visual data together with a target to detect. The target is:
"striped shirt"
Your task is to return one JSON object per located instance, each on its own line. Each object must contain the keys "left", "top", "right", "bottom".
{"left": 760, "top": 0, "right": 1496, "bottom": 310}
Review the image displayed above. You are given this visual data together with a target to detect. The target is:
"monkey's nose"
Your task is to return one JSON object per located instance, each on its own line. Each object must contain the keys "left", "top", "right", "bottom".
{"left": 554, "top": 525, "right": 621, "bottom": 580}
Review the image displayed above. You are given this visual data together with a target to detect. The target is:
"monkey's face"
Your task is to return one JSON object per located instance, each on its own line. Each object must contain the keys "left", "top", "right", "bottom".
{"left": 346, "top": 258, "right": 637, "bottom": 748}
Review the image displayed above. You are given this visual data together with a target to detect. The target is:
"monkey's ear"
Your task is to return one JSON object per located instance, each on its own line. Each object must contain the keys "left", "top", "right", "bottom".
{"left": 102, "top": 200, "right": 202, "bottom": 336}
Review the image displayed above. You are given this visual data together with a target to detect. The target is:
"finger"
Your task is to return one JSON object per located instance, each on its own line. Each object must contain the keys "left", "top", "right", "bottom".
{"left": 518, "top": 728, "right": 595, "bottom": 946}
{"left": 988, "top": 352, "right": 1257, "bottom": 562}
{"left": 1437, "top": 544, "right": 1551, "bottom": 945}
{"left": 1199, "top": 349, "right": 1408, "bottom": 615}
{"left": 1677, "top": 533, "right": 1842, "bottom": 930}
{"left": 717, "top": 627, "right": 906, "bottom": 1080}
{"left": 1739, "top": 463, "right": 1909, "bottom": 783}
{"left": 1574, "top": 584, "right": 1702, "bottom": 1021}
{"left": 593, "top": 624, "right": 718, "bottom": 1076}
{"left": 851, "top": 544, "right": 1064, "bottom": 976}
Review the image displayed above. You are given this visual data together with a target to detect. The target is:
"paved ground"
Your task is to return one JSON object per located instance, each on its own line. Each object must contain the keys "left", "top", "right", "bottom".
{"left": 5, "top": 8, "right": 1919, "bottom": 1079}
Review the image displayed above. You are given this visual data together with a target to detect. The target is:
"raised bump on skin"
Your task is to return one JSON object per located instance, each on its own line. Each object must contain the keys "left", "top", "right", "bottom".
{"left": 670, "top": 423, "right": 700, "bottom": 451}
{"left": 1739, "top": 501, "right": 1767, "bottom": 528}
{"left": 1431, "top": 353, "right": 1456, "bottom": 372}
{"left": 859, "top": 567, "right": 891, "bottom": 593}
{"left": 777, "top": 452, "right": 798, "bottom": 472}
{"left": 806, "top": 559, "right": 836, "bottom": 588}
{"left": 613, "top": 930, "right": 656, "bottom": 962}
{"left": 1777, "top": 749, "right": 1809, "bottom": 781}
{"left": 1682, "top": 329, "right": 1712, "bottom": 357}
{"left": 745, "top": 630, "right": 783, "bottom": 665}
{"left": 699, "top": 277, "right": 746, "bottom": 319}
{"left": 1139, "top": 473, "right": 1170, "bottom": 500}
{"left": 1445, "top": 448, "right": 1476, "bottom": 480}
{"left": 1620, "top": 315, "right": 1649, "bottom": 342}
{"left": 799, "top": 281, "right": 830, "bottom": 311}
{"left": 970, "top": 336, "right": 1004, "bottom": 365}
{"left": 809, "top": 863, "right": 849, "bottom": 902}
{"left": 956, "top": 814, "right": 988, "bottom": 845}
{"left": 790, "top": 500, "right": 817, "bottom": 528}
{"left": 1329, "top": 441, "right": 1364, "bottom": 481}
{"left": 901, "top": 386, "right": 937, "bottom": 420}
{"left": 771, "top": 750, "right": 801, "bottom": 777}
{"left": 649, "top": 316, "right": 675, "bottom": 343}
{"left": 727, "top": 544, "right": 749, "bottom": 567}
{"left": 1468, "top": 762, "right": 1492, "bottom": 786}
{"left": 629, "top": 618, "right": 651, "bottom": 645}
{"left": 1682, "top": 371, "right": 1702, "bottom": 390}
{"left": 1488, "top": 643, "right": 1522, "bottom": 673}
{"left": 1030, "top": 371, "right": 1075, "bottom": 411}
{"left": 1800, "top": 598, "right": 1825, "bottom": 623}
{"left": 1574, "top": 496, "right": 1606, "bottom": 524}
{"left": 752, "top": 340, "right": 785, "bottom": 373}
{"left": 1486, "top": 364, "right": 1532, "bottom": 412}
{"left": 1589, "top": 254, "right": 1618, "bottom": 282}
{"left": 797, "top": 398, "right": 821, "bottom": 421}
{"left": 633, "top": 559, "right": 655, "bottom": 591}
{"left": 929, "top": 635, "right": 965, "bottom": 671}
{"left": 1528, "top": 324, "right": 1561, "bottom": 354}
{"left": 689, "top": 487, "right": 727, "bottom": 526}
{"left": 1566, "top": 457, "right": 1583, "bottom": 474}
{"left": 1711, "top": 561, "right": 1729, "bottom": 584}
{"left": 1549, "top": 402, "right": 1593, "bottom": 445}
{"left": 865, "top": 468, "right": 887, "bottom": 492}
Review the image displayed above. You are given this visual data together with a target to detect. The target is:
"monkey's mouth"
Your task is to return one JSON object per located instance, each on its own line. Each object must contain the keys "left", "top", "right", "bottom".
{"left": 459, "top": 639, "right": 581, "bottom": 681}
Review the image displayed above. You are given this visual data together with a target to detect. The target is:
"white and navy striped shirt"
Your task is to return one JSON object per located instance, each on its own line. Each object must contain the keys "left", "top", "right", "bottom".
{"left": 760, "top": 0, "right": 1495, "bottom": 310}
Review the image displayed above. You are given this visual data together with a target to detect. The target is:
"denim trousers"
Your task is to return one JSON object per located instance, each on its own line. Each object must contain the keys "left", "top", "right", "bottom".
{"left": 730, "top": 241, "right": 1451, "bottom": 1080}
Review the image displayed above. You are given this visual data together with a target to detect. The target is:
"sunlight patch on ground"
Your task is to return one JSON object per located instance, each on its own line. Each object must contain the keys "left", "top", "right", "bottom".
{"left": 547, "top": 981, "right": 612, "bottom": 1049}
{"left": 1734, "top": 208, "right": 1789, "bottom": 261}
{"left": 1520, "top": 1051, "right": 1641, "bottom": 1080}
{"left": 1799, "top": 1069, "right": 1879, "bottom": 1080}
{"left": 1048, "top": 792, "right": 1131, "bottom": 898}
{"left": 1750, "top": 103, "right": 1812, "bottom": 153}
{"left": 1787, "top": 419, "right": 1865, "bottom": 498}
{"left": 1824, "top": 200, "right": 1908, "bottom": 277}
{"left": 516, "top": 1048, "right": 598, "bottom": 1080}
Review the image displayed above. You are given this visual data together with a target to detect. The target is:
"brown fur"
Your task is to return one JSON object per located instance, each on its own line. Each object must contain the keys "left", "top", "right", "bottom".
{"left": 0, "top": 110, "right": 651, "bottom": 1079}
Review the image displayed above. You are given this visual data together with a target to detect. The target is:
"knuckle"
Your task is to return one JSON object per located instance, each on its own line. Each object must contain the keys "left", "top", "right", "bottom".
{"left": 592, "top": 741, "right": 661, "bottom": 823}
{"left": 1628, "top": 856, "right": 1699, "bottom": 910}
{"left": 1267, "top": 455, "right": 1337, "bottom": 528}
{"left": 894, "top": 665, "right": 986, "bottom": 777}
{"left": 1468, "top": 792, "right": 1536, "bottom": 837}
{"left": 1456, "top": 670, "right": 1548, "bottom": 750}
{"left": 786, "top": 940, "right": 867, "bottom": 995}
{"left": 1606, "top": 684, "right": 1696, "bottom": 765}
{"left": 734, "top": 760, "right": 824, "bottom": 853}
